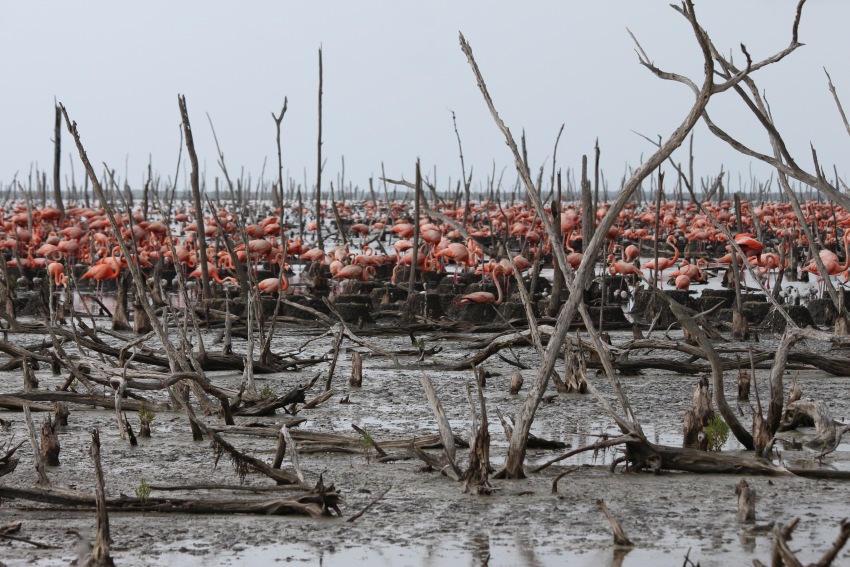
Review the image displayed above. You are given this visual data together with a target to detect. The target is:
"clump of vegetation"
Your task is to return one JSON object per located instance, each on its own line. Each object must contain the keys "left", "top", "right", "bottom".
{"left": 261, "top": 383, "right": 273, "bottom": 399}
{"left": 138, "top": 403, "right": 155, "bottom": 424}
{"left": 358, "top": 427, "right": 375, "bottom": 464}
{"left": 138, "top": 403, "right": 155, "bottom": 438}
{"left": 704, "top": 415, "right": 730, "bottom": 452}
{"left": 135, "top": 478, "right": 151, "bottom": 507}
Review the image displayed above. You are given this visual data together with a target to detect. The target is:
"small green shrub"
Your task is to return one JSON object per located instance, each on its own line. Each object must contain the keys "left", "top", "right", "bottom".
{"left": 135, "top": 478, "right": 151, "bottom": 504}
{"left": 704, "top": 415, "right": 730, "bottom": 451}
{"left": 261, "top": 384, "right": 273, "bottom": 399}
{"left": 358, "top": 427, "right": 375, "bottom": 463}
{"left": 138, "top": 403, "right": 155, "bottom": 424}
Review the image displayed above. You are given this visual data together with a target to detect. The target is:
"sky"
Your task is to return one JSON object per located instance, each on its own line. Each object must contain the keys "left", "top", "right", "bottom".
{"left": 1, "top": 1, "right": 849, "bottom": 199}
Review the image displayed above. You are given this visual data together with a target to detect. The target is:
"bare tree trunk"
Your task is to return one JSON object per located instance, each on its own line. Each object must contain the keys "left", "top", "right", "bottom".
{"left": 52, "top": 103, "right": 64, "bottom": 221}
{"left": 408, "top": 160, "right": 421, "bottom": 295}
{"left": 178, "top": 95, "right": 212, "bottom": 299}
{"left": 581, "top": 156, "right": 593, "bottom": 255}
{"left": 272, "top": 97, "right": 289, "bottom": 253}
{"left": 315, "top": 48, "right": 324, "bottom": 250}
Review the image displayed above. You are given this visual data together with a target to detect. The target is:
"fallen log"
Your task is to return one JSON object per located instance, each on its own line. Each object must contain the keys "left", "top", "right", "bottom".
{"left": 47, "top": 324, "right": 295, "bottom": 373}
{"left": 0, "top": 391, "right": 169, "bottom": 412}
{"left": 0, "top": 483, "right": 341, "bottom": 518}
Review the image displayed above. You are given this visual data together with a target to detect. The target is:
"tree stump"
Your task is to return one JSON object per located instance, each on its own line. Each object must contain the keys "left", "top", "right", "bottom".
{"left": 683, "top": 376, "right": 714, "bottom": 449}
{"left": 112, "top": 273, "right": 131, "bottom": 332}
{"left": 735, "top": 479, "right": 755, "bottom": 522}
{"left": 737, "top": 370, "right": 750, "bottom": 403}
{"left": 133, "top": 296, "right": 153, "bottom": 335}
{"left": 40, "top": 415, "right": 60, "bottom": 467}
{"left": 23, "top": 360, "right": 38, "bottom": 390}
{"left": 475, "top": 366, "right": 486, "bottom": 389}
{"left": 349, "top": 352, "right": 362, "bottom": 387}
{"left": 54, "top": 402, "right": 69, "bottom": 427}
{"left": 732, "top": 309, "right": 749, "bottom": 341}
{"left": 509, "top": 370, "right": 523, "bottom": 395}
{"left": 563, "top": 343, "right": 587, "bottom": 394}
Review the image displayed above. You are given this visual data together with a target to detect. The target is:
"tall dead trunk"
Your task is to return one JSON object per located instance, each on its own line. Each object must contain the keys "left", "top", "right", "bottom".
{"left": 52, "top": 103, "right": 64, "bottom": 221}
{"left": 408, "top": 160, "right": 421, "bottom": 295}
{"left": 178, "top": 95, "right": 212, "bottom": 299}
{"left": 315, "top": 47, "right": 324, "bottom": 250}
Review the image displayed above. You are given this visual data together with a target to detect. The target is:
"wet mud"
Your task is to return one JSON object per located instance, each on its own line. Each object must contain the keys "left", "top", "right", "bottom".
{"left": 1, "top": 321, "right": 849, "bottom": 566}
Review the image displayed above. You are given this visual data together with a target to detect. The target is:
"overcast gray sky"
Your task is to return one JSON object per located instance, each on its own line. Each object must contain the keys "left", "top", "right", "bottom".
{"left": 2, "top": 1, "right": 848, "bottom": 197}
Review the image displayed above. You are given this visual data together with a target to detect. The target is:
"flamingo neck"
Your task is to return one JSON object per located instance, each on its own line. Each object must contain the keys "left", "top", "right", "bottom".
{"left": 668, "top": 239, "right": 679, "bottom": 263}
{"left": 494, "top": 273, "right": 503, "bottom": 305}
{"left": 564, "top": 227, "right": 574, "bottom": 253}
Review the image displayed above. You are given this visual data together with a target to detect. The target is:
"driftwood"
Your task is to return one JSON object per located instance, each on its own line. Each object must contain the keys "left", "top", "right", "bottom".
{"left": 783, "top": 399, "right": 837, "bottom": 453}
{"left": 13, "top": 321, "right": 293, "bottom": 374}
{"left": 448, "top": 331, "right": 850, "bottom": 378}
{"left": 449, "top": 326, "right": 553, "bottom": 370}
{"left": 234, "top": 372, "right": 321, "bottom": 417}
{"left": 208, "top": 425, "right": 462, "bottom": 454}
{"left": 754, "top": 517, "right": 850, "bottom": 567}
{"left": 493, "top": 408, "right": 567, "bottom": 451}
{"left": 352, "top": 424, "right": 387, "bottom": 458}
{"left": 0, "top": 481, "right": 342, "bottom": 518}
{"left": 562, "top": 337, "right": 587, "bottom": 394}
{"left": 300, "top": 388, "right": 335, "bottom": 411}
{"left": 194, "top": 417, "right": 302, "bottom": 486}
{"left": 346, "top": 485, "right": 392, "bottom": 523}
{"left": 550, "top": 465, "right": 580, "bottom": 494}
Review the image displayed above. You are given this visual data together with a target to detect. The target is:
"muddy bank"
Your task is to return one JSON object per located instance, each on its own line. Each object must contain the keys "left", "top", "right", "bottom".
{"left": 1, "top": 325, "right": 849, "bottom": 566}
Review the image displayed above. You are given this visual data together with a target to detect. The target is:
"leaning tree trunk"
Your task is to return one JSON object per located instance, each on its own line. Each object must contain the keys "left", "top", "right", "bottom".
{"left": 461, "top": 0, "right": 731, "bottom": 477}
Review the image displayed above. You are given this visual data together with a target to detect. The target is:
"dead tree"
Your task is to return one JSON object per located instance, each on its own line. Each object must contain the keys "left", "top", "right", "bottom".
{"left": 52, "top": 102, "right": 64, "bottom": 220}
{"left": 697, "top": 0, "right": 849, "bottom": 325}
{"left": 315, "top": 47, "right": 324, "bottom": 250}
{"left": 463, "top": 0, "right": 803, "bottom": 478}
{"left": 178, "top": 94, "right": 212, "bottom": 299}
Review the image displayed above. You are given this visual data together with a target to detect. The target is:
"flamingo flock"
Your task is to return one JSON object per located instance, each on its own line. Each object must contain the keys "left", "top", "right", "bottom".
{"left": 2, "top": 195, "right": 849, "bottom": 313}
